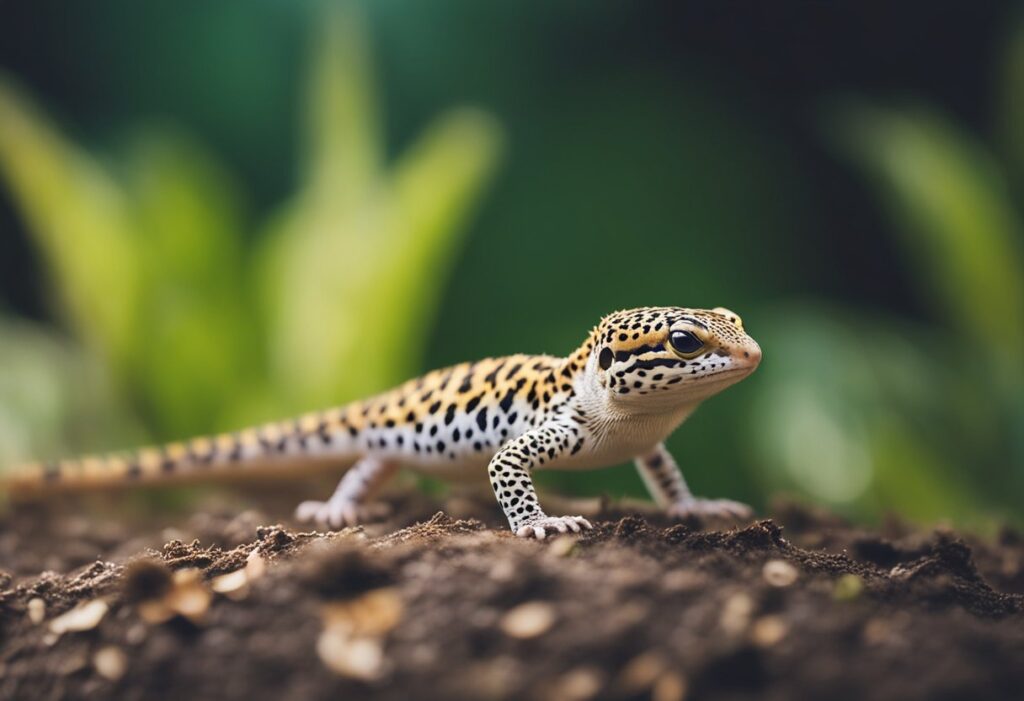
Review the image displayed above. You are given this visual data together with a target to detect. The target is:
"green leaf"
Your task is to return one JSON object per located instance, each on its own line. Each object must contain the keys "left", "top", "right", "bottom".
{"left": 834, "top": 104, "right": 1024, "bottom": 385}
{"left": 124, "top": 132, "right": 259, "bottom": 436}
{"left": 0, "top": 76, "right": 140, "bottom": 369}
{"left": 302, "top": 2, "right": 380, "bottom": 205}
{"left": 748, "top": 306, "right": 1015, "bottom": 526}
{"left": 256, "top": 7, "right": 502, "bottom": 412}
{"left": 0, "top": 315, "right": 139, "bottom": 470}
{"left": 998, "top": 13, "right": 1024, "bottom": 181}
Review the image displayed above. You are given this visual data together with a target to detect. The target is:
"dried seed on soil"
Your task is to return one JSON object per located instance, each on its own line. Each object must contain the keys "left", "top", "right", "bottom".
{"left": 501, "top": 601, "right": 556, "bottom": 638}
{"left": 26, "top": 597, "right": 45, "bottom": 624}
{"left": 322, "top": 587, "right": 403, "bottom": 636}
{"left": 93, "top": 646, "right": 127, "bottom": 680}
{"left": 49, "top": 599, "right": 109, "bottom": 635}
{"left": 317, "top": 630, "right": 385, "bottom": 680}
{"left": 720, "top": 592, "right": 755, "bottom": 635}
{"left": 751, "top": 615, "right": 788, "bottom": 647}
{"left": 762, "top": 559, "right": 798, "bottom": 587}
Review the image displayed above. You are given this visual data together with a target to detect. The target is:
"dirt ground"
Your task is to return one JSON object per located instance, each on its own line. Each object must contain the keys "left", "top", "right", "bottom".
{"left": 1, "top": 486, "right": 1022, "bottom": 701}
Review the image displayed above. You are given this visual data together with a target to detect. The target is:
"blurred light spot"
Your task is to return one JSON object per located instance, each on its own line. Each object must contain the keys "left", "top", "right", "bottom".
{"left": 776, "top": 385, "right": 873, "bottom": 504}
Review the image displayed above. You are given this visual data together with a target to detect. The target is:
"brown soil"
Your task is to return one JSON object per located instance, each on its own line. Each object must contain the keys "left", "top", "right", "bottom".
{"left": 1, "top": 489, "right": 1022, "bottom": 701}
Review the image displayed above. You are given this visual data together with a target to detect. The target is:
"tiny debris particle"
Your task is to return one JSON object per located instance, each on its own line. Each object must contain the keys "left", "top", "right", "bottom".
{"left": 833, "top": 573, "right": 864, "bottom": 601}
{"left": 653, "top": 671, "right": 688, "bottom": 701}
{"left": 167, "top": 568, "right": 213, "bottom": 622}
{"left": 211, "top": 551, "right": 267, "bottom": 598}
{"left": 125, "top": 623, "right": 147, "bottom": 645}
{"left": 661, "top": 569, "right": 706, "bottom": 593}
{"left": 863, "top": 617, "right": 895, "bottom": 646}
{"left": 49, "top": 599, "right": 109, "bottom": 635}
{"left": 211, "top": 569, "right": 249, "bottom": 595}
{"left": 27, "top": 597, "right": 45, "bottom": 624}
{"left": 720, "top": 592, "right": 755, "bottom": 636}
{"left": 555, "top": 666, "right": 604, "bottom": 701}
{"left": 138, "top": 568, "right": 212, "bottom": 624}
{"left": 322, "top": 587, "right": 403, "bottom": 637}
{"left": 93, "top": 646, "right": 127, "bottom": 681}
{"left": 245, "top": 550, "right": 267, "bottom": 579}
{"left": 618, "top": 651, "right": 666, "bottom": 692}
{"left": 500, "top": 601, "right": 556, "bottom": 639}
{"left": 317, "top": 629, "right": 385, "bottom": 680}
{"left": 548, "top": 535, "right": 578, "bottom": 557}
{"left": 762, "top": 559, "right": 798, "bottom": 587}
{"left": 488, "top": 559, "right": 516, "bottom": 581}
{"left": 751, "top": 615, "right": 788, "bottom": 647}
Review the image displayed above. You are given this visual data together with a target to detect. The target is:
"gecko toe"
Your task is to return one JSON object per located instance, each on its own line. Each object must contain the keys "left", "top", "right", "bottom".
{"left": 517, "top": 516, "right": 591, "bottom": 540}
{"left": 295, "top": 500, "right": 326, "bottom": 523}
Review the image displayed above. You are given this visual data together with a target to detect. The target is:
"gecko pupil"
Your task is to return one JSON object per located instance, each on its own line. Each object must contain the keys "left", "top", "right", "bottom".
{"left": 598, "top": 347, "right": 613, "bottom": 370}
{"left": 669, "top": 330, "right": 703, "bottom": 355}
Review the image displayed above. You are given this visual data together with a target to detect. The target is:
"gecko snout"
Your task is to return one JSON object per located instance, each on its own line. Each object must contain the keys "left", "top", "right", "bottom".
{"left": 739, "top": 341, "right": 762, "bottom": 369}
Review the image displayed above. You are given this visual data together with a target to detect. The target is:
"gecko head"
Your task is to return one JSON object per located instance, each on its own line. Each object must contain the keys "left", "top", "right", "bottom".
{"left": 588, "top": 306, "right": 761, "bottom": 410}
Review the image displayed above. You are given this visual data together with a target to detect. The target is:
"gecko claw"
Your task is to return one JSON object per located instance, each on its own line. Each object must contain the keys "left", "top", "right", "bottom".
{"left": 515, "top": 515, "right": 593, "bottom": 540}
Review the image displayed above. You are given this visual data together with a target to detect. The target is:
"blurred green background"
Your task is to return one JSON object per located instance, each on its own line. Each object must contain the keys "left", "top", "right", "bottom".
{"left": 0, "top": 1, "right": 1021, "bottom": 529}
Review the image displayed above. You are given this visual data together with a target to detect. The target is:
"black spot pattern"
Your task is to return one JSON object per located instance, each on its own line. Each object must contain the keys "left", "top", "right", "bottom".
{"left": 20, "top": 306, "right": 759, "bottom": 538}
{"left": 486, "top": 421, "right": 581, "bottom": 531}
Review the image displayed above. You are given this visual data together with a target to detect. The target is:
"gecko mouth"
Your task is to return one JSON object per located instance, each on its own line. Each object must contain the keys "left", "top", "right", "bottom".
{"left": 696, "top": 367, "right": 751, "bottom": 382}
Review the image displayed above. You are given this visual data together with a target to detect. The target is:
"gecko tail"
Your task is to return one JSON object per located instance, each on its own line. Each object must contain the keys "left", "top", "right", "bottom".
{"left": 2, "top": 412, "right": 358, "bottom": 501}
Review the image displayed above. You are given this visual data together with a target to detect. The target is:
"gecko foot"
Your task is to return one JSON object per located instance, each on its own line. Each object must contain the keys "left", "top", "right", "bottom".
{"left": 294, "top": 498, "right": 391, "bottom": 530}
{"left": 667, "top": 498, "right": 753, "bottom": 521}
{"left": 515, "top": 515, "right": 593, "bottom": 540}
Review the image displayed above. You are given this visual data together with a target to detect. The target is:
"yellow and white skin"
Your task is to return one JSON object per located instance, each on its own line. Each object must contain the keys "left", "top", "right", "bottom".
{"left": 6, "top": 306, "right": 762, "bottom": 540}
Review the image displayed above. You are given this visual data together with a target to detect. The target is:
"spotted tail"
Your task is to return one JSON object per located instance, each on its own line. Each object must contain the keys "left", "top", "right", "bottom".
{"left": 2, "top": 408, "right": 363, "bottom": 499}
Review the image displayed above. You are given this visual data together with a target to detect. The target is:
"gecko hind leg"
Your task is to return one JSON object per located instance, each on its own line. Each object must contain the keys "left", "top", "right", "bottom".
{"left": 294, "top": 456, "right": 399, "bottom": 529}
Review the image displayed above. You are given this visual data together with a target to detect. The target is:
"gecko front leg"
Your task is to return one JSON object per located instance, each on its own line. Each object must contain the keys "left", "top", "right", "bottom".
{"left": 635, "top": 443, "right": 752, "bottom": 520}
{"left": 488, "top": 422, "right": 592, "bottom": 539}
{"left": 295, "top": 456, "right": 398, "bottom": 529}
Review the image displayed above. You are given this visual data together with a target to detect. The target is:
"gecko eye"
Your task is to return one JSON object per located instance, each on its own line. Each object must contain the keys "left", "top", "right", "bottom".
{"left": 669, "top": 330, "right": 704, "bottom": 357}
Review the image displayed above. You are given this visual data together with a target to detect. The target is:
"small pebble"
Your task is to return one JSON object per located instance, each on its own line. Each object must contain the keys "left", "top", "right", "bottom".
{"left": 211, "top": 569, "right": 249, "bottom": 595}
{"left": 720, "top": 592, "right": 754, "bottom": 635}
{"left": 317, "top": 629, "right": 384, "bottom": 680}
{"left": 653, "top": 671, "right": 688, "bottom": 701}
{"left": 556, "top": 666, "right": 604, "bottom": 701}
{"left": 618, "top": 651, "right": 665, "bottom": 691}
{"left": 245, "top": 550, "right": 267, "bottom": 579}
{"left": 27, "top": 597, "right": 45, "bottom": 624}
{"left": 322, "top": 587, "right": 403, "bottom": 637}
{"left": 167, "top": 569, "right": 212, "bottom": 622}
{"left": 548, "top": 535, "right": 578, "bottom": 557}
{"left": 662, "top": 569, "right": 706, "bottom": 593}
{"left": 500, "top": 601, "right": 556, "bottom": 639}
{"left": 751, "top": 615, "right": 788, "bottom": 647}
{"left": 762, "top": 560, "right": 798, "bottom": 587}
{"left": 93, "top": 646, "right": 127, "bottom": 681}
{"left": 49, "top": 599, "right": 109, "bottom": 635}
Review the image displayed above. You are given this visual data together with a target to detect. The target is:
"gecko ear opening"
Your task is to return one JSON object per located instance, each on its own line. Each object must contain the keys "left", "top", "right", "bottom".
{"left": 598, "top": 347, "right": 613, "bottom": 370}
{"left": 712, "top": 307, "right": 744, "bottom": 330}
